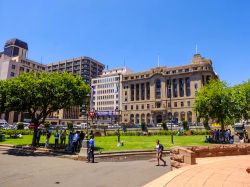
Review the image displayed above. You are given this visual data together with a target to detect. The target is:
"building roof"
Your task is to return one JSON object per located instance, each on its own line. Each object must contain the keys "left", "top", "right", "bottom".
{"left": 4, "top": 38, "right": 28, "bottom": 50}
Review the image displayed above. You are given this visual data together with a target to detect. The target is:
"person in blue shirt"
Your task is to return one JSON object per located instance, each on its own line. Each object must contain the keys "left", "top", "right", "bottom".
{"left": 72, "top": 131, "right": 79, "bottom": 153}
{"left": 88, "top": 136, "right": 94, "bottom": 163}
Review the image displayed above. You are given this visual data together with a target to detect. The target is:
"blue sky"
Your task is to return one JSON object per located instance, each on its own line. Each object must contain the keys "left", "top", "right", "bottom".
{"left": 0, "top": 0, "right": 249, "bottom": 85}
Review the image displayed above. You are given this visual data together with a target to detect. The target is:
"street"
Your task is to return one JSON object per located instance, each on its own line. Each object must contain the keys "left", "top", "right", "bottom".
{"left": 0, "top": 149, "right": 170, "bottom": 187}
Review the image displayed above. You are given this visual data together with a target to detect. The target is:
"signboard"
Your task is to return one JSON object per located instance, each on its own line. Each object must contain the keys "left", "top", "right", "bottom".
{"left": 96, "top": 111, "right": 119, "bottom": 116}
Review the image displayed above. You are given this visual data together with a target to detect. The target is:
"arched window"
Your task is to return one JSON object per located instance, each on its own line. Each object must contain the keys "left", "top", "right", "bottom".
{"left": 130, "top": 114, "right": 134, "bottom": 124}
{"left": 174, "top": 112, "right": 179, "bottom": 122}
{"left": 187, "top": 111, "right": 192, "bottom": 123}
{"left": 167, "top": 112, "right": 172, "bottom": 121}
{"left": 155, "top": 79, "right": 161, "bottom": 99}
{"left": 141, "top": 114, "right": 145, "bottom": 124}
{"left": 136, "top": 114, "right": 140, "bottom": 124}
{"left": 146, "top": 113, "right": 151, "bottom": 124}
{"left": 180, "top": 112, "right": 185, "bottom": 121}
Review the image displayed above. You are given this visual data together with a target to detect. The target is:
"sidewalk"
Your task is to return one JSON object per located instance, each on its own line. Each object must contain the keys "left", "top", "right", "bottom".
{"left": 144, "top": 155, "right": 250, "bottom": 187}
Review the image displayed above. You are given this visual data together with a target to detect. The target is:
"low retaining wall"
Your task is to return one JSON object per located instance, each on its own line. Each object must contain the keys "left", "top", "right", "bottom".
{"left": 170, "top": 143, "right": 250, "bottom": 168}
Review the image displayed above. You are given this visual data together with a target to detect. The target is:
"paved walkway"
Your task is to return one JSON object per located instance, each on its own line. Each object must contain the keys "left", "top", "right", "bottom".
{"left": 144, "top": 155, "right": 250, "bottom": 187}
{"left": 0, "top": 149, "right": 170, "bottom": 187}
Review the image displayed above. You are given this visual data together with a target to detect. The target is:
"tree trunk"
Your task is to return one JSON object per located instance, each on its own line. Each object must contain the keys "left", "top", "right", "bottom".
{"left": 32, "top": 124, "right": 38, "bottom": 147}
{"left": 221, "top": 118, "right": 225, "bottom": 130}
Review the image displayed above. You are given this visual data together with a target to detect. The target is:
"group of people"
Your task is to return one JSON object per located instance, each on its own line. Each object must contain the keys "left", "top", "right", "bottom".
{"left": 205, "top": 129, "right": 234, "bottom": 144}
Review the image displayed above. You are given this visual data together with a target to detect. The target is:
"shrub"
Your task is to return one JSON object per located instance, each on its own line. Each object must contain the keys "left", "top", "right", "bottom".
{"left": 0, "top": 129, "right": 33, "bottom": 136}
{"left": 182, "top": 121, "right": 189, "bottom": 131}
{"left": 17, "top": 122, "right": 24, "bottom": 130}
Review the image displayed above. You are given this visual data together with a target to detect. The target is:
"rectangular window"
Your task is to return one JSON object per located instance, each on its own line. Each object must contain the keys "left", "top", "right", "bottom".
{"left": 173, "top": 79, "right": 178, "bottom": 97}
{"left": 174, "top": 102, "right": 177, "bottom": 107}
{"left": 179, "top": 78, "right": 184, "bottom": 97}
{"left": 10, "top": 72, "right": 15, "bottom": 77}
{"left": 136, "top": 84, "right": 140, "bottom": 100}
{"left": 187, "top": 101, "right": 191, "bottom": 106}
{"left": 141, "top": 104, "right": 144, "bottom": 109}
{"left": 11, "top": 64, "right": 15, "bottom": 69}
{"left": 141, "top": 83, "right": 145, "bottom": 100}
{"left": 185, "top": 77, "right": 191, "bottom": 96}
{"left": 131, "top": 105, "right": 133, "bottom": 110}
{"left": 131, "top": 84, "right": 134, "bottom": 101}
{"left": 146, "top": 82, "right": 150, "bottom": 100}
{"left": 168, "top": 102, "right": 171, "bottom": 108}
{"left": 147, "top": 104, "right": 150, "bottom": 109}
{"left": 181, "top": 102, "right": 184, "bottom": 107}
{"left": 167, "top": 80, "right": 171, "bottom": 98}
{"left": 136, "top": 105, "right": 139, "bottom": 110}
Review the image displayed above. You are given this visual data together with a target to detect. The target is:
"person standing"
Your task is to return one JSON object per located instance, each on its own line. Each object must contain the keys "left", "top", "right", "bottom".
{"left": 156, "top": 140, "right": 166, "bottom": 166}
{"left": 54, "top": 130, "right": 60, "bottom": 149}
{"left": 60, "top": 130, "right": 67, "bottom": 145}
{"left": 45, "top": 130, "right": 51, "bottom": 148}
{"left": 72, "top": 131, "right": 79, "bottom": 153}
{"left": 88, "top": 136, "right": 95, "bottom": 163}
{"left": 79, "top": 131, "right": 85, "bottom": 148}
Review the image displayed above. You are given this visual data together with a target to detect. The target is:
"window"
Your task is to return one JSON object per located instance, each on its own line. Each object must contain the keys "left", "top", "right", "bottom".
{"left": 141, "top": 104, "right": 144, "bottom": 109}
{"left": 179, "top": 78, "right": 184, "bottom": 97}
{"left": 136, "top": 105, "right": 139, "bottom": 110}
{"left": 174, "top": 102, "right": 177, "bottom": 107}
{"left": 185, "top": 77, "right": 191, "bottom": 96}
{"left": 187, "top": 101, "right": 191, "bottom": 106}
{"left": 10, "top": 72, "right": 15, "bottom": 77}
{"left": 167, "top": 79, "right": 171, "bottom": 98}
{"left": 146, "top": 82, "right": 150, "bottom": 100}
{"left": 11, "top": 64, "right": 15, "bottom": 69}
{"left": 181, "top": 102, "right": 184, "bottom": 107}
{"left": 136, "top": 84, "right": 140, "bottom": 100}
{"left": 131, "top": 105, "right": 133, "bottom": 110}
{"left": 155, "top": 79, "right": 161, "bottom": 99}
{"left": 156, "top": 102, "right": 161, "bottom": 108}
{"left": 168, "top": 102, "right": 171, "bottom": 107}
{"left": 131, "top": 84, "right": 135, "bottom": 101}
{"left": 173, "top": 79, "right": 178, "bottom": 97}
{"left": 147, "top": 104, "right": 150, "bottom": 109}
{"left": 125, "top": 91, "right": 127, "bottom": 96}
{"left": 141, "top": 83, "right": 145, "bottom": 100}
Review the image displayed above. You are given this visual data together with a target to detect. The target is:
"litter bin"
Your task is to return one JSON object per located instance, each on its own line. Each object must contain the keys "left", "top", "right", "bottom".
{"left": 0, "top": 134, "right": 5, "bottom": 142}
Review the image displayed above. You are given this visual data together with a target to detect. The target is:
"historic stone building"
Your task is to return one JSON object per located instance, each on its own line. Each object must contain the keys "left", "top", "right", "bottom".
{"left": 121, "top": 54, "right": 217, "bottom": 125}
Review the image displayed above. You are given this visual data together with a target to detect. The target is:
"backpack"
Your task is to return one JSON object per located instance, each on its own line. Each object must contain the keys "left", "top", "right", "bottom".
{"left": 159, "top": 144, "right": 164, "bottom": 151}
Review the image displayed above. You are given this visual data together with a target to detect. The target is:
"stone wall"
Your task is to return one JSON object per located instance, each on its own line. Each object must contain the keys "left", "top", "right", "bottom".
{"left": 170, "top": 144, "right": 250, "bottom": 168}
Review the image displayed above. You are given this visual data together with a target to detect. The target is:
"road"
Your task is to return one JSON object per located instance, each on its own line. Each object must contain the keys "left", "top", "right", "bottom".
{"left": 0, "top": 149, "right": 170, "bottom": 187}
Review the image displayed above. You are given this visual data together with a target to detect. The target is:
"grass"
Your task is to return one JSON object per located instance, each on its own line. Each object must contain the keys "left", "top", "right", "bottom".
{"left": 0, "top": 134, "right": 207, "bottom": 151}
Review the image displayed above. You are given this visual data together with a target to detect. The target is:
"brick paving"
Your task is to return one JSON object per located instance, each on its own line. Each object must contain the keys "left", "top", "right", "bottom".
{"left": 144, "top": 155, "right": 250, "bottom": 187}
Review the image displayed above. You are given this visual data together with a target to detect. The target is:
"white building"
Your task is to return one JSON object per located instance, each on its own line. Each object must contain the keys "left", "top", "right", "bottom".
{"left": 91, "top": 67, "right": 131, "bottom": 124}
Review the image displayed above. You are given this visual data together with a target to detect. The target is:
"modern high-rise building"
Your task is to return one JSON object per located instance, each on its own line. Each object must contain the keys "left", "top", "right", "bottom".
{"left": 91, "top": 67, "right": 131, "bottom": 124}
{"left": 0, "top": 38, "right": 105, "bottom": 125}
{"left": 0, "top": 38, "right": 47, "bottom": 123}
{"left": 121, "top": 54, "right": 217, "bottom": 125}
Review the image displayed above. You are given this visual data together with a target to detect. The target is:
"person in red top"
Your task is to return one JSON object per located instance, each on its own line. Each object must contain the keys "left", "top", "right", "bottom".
{"left": 156, "top": 140, "right": 166, "bottom": 166}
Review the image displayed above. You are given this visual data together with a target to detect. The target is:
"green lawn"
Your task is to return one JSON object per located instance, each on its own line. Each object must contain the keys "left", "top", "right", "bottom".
{"left": 0, "top": 135, "right": 207, "bottom": 151}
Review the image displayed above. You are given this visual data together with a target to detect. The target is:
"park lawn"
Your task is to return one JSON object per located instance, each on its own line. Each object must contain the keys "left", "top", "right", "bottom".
{"left": 0, "top": 135, "right": 207, "bottom": 151}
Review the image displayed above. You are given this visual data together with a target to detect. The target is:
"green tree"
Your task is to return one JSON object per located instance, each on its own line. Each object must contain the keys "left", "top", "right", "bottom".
{"left": 4, "top": 72, "right": 89, "bottom": 146}
{"left": 194, "top": 80, "right": 231, "bottom": 130}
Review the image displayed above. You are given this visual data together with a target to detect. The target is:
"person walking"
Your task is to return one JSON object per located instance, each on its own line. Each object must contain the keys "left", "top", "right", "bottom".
{"left": 72, "top": 131, "right": 79, "bottom": 153}
{"left": 88, "top": 136, "right": 95, "bottom": 163}
{"left": 156, "top": 140, "right": 166, "bottom": 166}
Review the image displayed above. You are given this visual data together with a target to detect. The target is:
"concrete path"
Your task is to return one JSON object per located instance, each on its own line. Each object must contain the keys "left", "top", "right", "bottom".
{"left": 144, "top": 155, "right": 250, "bottom": 187}
{"left": 0, "top": 149, "right": 170, "bottom": 187}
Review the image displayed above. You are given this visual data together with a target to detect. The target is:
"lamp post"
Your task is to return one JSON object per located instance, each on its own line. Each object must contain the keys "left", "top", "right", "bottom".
{"left": 168, "top": 78, "right": 174, "bottom": 144}
{"left": 78, "top": 93, "right": 90, "bottom": 160}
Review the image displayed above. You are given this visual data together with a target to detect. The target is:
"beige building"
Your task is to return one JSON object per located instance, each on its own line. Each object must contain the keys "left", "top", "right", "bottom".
{"left": 121, "top": 54, "right": 217, "bottom": 125}
{"left": 0, "top": 39, "right": 47, "bottom": 123}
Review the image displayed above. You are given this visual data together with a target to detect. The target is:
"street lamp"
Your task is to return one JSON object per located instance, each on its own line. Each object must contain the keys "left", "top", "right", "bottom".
{"left": 168, "top": 78, "right": 174, "bottom": 144}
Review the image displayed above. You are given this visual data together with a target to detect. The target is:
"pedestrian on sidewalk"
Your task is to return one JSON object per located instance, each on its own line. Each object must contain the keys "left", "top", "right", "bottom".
{"left": 155, "top": 140, "right": 166, "bottom": 166}
{"left": 88, "top": 136, "right": 95, "bottom": 163}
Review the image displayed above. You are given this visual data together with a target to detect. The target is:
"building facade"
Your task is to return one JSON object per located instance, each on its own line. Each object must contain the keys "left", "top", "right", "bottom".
{"left": 46, "top": 57, "right": 105, "bottom": 124}
{"left": 121, "top": 54, "right": 217, "bottom": 125}
{"left": 0, "top": 38, "right": 47, "bottom": 123}
{"left": 91, "top": 67, "right": 130, "bottom": 125}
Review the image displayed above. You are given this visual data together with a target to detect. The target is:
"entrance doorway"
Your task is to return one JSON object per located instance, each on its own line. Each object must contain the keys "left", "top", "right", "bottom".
{"left": 156, "top": 115, "right": 162, "bottom": 123}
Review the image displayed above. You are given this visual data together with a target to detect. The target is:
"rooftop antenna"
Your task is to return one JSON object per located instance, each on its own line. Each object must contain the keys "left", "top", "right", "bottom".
{"left": 195, "top": 44, "right": 198, "bottom": 54}
{"left": 157, "top": 55, "right": 160, "bottom": 67}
